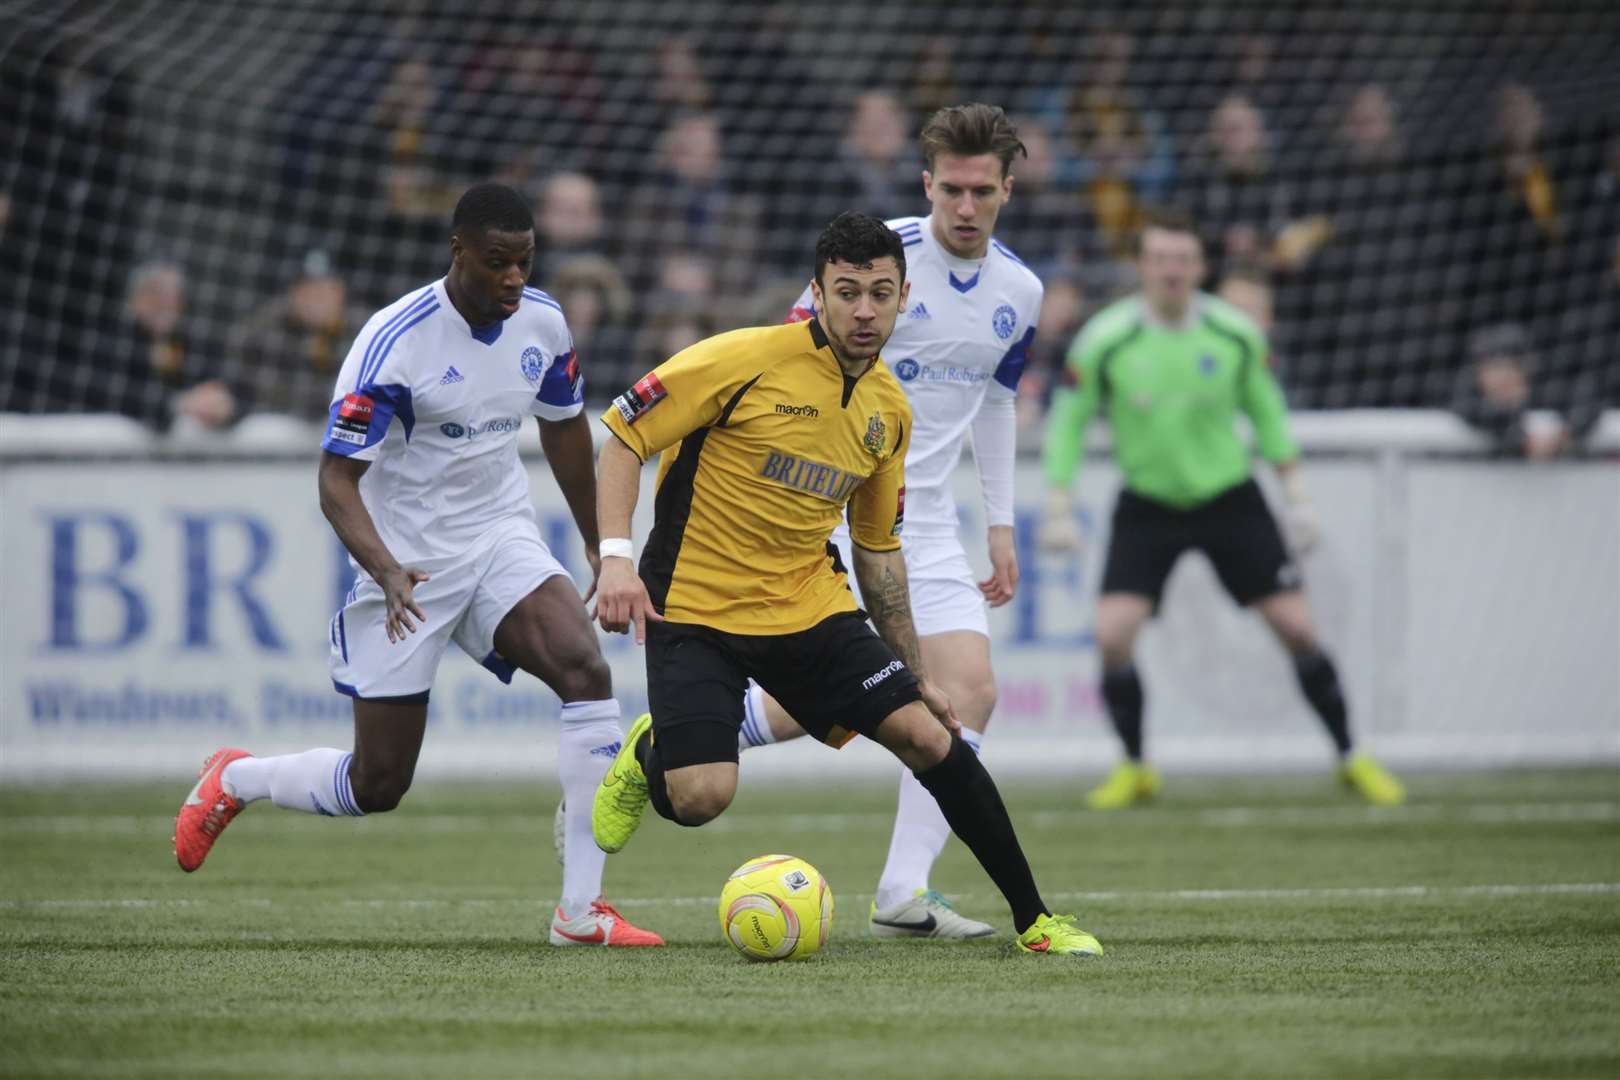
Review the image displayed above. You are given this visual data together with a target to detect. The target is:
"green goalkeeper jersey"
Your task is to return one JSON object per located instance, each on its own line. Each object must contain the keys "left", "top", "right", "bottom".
{"left": 1042, "top": 293, "right": 1299, "bottom": 508}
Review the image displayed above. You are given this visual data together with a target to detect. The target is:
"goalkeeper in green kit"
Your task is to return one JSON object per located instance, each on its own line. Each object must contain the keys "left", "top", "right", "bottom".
{"left": 1039, "top": 209, "right": 1404, "bottom": 809}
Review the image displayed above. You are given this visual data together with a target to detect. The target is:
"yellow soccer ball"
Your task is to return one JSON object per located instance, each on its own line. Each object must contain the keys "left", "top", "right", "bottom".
{"left": 718, "top": 854, "right": 834, "bottom": 962}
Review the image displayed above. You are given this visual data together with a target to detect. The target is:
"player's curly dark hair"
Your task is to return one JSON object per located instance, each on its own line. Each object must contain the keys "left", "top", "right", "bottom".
{"left": 813, "top": 211, "right": 906, "bottom": 287}
{"left": 451, "top": 182, "right": 534, "bottom": 240}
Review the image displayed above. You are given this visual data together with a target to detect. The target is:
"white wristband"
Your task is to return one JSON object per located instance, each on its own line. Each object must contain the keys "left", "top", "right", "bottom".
{"left": 599, "top": 538, "right": 634, "bottom": 561}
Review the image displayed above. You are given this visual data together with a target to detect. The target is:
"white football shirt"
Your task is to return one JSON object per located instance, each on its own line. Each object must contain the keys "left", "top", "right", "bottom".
{"left": 321, "top": 278, "right": 583, "bottom": 565}
{"left": 791, "top": 215, "right": 1042, "bottom": 536}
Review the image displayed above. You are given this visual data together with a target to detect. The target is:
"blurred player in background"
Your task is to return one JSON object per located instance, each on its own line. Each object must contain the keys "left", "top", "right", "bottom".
{"left": 731, "top": 103, "right": 1042, "bottom": 940}
{"left": 590, "top": 211, "right": 1103, "bottom": 956}
{"left": 1039, "top": 208, "right": 1405, "bottom": 809}
{"left": 172, "top": 183, "right": 662, "bottom": 947}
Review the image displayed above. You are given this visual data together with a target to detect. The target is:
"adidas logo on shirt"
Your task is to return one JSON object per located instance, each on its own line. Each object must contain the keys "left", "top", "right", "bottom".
{"left": 440, "top": 366, "right": 465, "bottom": 385}
{"left": 907, "top": 302, "right": 931, "bottom": 320}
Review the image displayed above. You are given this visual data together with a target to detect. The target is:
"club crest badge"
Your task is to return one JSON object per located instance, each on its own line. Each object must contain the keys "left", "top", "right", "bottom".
{"left": 991, "top": 304, "right": 1017, "bottom": 341}
{"left": 519, "top": 346, "right": 544, "bottom": 384}
{"left": 863, "top": 411, "right": 887, "bottom": 456}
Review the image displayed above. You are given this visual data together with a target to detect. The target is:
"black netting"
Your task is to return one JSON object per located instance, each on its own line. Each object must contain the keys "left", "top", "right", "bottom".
{"left": 2, "top": 0, "right": 1616, "bottom": 431}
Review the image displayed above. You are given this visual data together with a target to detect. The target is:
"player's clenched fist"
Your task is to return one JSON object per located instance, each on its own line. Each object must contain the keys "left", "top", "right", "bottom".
{"left": 595, "top": 557, "right": 663, "bottom": 643}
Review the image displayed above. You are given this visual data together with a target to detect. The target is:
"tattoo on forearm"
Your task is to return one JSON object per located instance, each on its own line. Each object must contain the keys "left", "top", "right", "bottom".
{"left": 864, "top": 561, "right": 926, "bottom": 680}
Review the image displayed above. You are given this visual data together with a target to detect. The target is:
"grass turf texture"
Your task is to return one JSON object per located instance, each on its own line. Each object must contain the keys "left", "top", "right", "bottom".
{"left": 2, "top": 768, "right": 1617, "bottom": 1079}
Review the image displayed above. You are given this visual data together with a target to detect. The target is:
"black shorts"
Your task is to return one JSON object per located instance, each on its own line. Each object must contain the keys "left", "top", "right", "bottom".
{"left": 645, "top": 611, "right": 922, "bottom": 770}
{"left": 1099, "top": 478, "right": 1299, "bottom": 608}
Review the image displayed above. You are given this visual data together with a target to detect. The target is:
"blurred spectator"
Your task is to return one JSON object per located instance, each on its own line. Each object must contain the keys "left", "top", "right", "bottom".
{"left": 1027, "top": 30, "right": 1175, "bottom": 262}
{"left": 993, "top": 119, "right": 1096, "bottom": 276}
{"left": 831, "top": 92, "right": 919, "bottom": 223}
{"left": 1284, "top": 84, "right": 1452, "bottom": 405}
{"left": 1216, "top": 265, "right": 1275, "bottom": 337}
{"left": 0, "top": 23, "right": 145, "bottom": 391}
{"left": 1456, "top": 83, "right": 1575, "bottom": 335}
{"left": 906, "top": 36, "right": 961, "bottom": 125}
{"left": 74, "top": 259, "right": 232, "bottom": 430}
{"left": 1450, "top": 323, "right": 1603, "bottom": 459}
{"left": 1017, "top": 275, "right": 1088, "bottom": 431}
{"left": 631, "top": 302, "right": 715, "bottom": 379}
{"left": 223, "top": 250, "right": 370, "bottom": 423}
{"left": 545, "top": 254, "right": 634, "bottom": 396}
{"left": 621, "top": 113, "right": 762, "bottom": 298}
{"left": 533, "top": 172, "right": 608, "bottom": 282}
{"left": 1179, "top": 94, "right": 1318, "bottom": 281}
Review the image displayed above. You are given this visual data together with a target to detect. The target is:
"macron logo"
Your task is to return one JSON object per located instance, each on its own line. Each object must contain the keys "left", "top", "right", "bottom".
{"left": 861, "top": 660, "right": 905, "bottom": 691}
{"left": 590, "top": 741, "right": 622, "bottom": 759}
{"left": 440, "top": 366, "right": 465, "bottom": 385}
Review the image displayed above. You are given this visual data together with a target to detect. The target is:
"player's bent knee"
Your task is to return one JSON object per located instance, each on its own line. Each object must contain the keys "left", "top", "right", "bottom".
{"left": 880, "top": 707, "right": 952, "bottom": 771}
{"left": 350, "top": 772, "right": 411, "bottom": 814}
{"left": 553, "top": 649, "right": 613, "bottom": 702}
{"left": 665, "top": 767, "right": 736, "bottom": 825}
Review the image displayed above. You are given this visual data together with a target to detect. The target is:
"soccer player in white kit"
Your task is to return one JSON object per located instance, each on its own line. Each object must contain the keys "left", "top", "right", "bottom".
{"left": 172, "top": 184, "right": 662, "bottom": 947}
{"left": 747, "top": 105, "right": 1042, "bottom": 939}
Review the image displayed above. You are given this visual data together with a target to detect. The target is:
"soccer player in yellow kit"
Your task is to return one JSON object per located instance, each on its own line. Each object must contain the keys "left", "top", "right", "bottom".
{"left": 589, "top": 212, "right": 1099, "bottom": 955}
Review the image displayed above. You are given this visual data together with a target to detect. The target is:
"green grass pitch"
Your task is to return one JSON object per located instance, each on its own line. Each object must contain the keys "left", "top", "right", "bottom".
{"left": 2, "top": 768, "right": 1617, "bottom": 1079}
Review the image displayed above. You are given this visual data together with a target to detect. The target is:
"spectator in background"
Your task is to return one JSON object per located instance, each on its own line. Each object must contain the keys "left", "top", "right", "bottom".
{"left": 0, "top": 23, "right": 145, "bottom": 397}
{"left": 533, "top": 172, "right": 607, "bottom": 283}
{"left": 1217, "top": 264, "right": 1275, "bottom": 337}
{"left": 1063, "top": 31, "right": 1176, "bottom": 251}
{"left": 1180, "top": 94, "right": 1318, "bottom": 282}
{"left": 545, "top": 253, "right": 634, "bottom": 398}
{"left": 1450, "top": 323, "right": 1604, "bottom": 460}
{"left": 1285, "top": 84, "right": 1451, "bottom": 406}
{"left": 992, "top": 119, "right": 1106, "bottom": 280}
{"left": 364, "top": 54, "right": 458, "bottom": 300}
{"left": 832, "top": 92, "right": 919, "bottom": 223}
{"left": 1017, "top": 274, "right": 1087, "bottom": 432}
{"left": 621, "top": 113, "right": 762, "bottom": 298}
{"left": 70, "top": 259, "right": 233, "bottom": 430}
{"left": 905, "top": 36, "right": 960, "bottom": 125}
{"left": 1457, "top": 84, "right": 1574, "bottom": 335}
{"left": 224, "top": 250, "right": 370, "bottom": 423}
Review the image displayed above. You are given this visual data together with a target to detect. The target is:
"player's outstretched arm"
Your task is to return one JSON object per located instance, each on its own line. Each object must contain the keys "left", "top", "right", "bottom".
{"left": 537, "top": 413, "right": 602, "bottom": 597}
{"left": 317, "top": 451, "right": 428, "bottom": 643}
{"left": 593, "top": 435, "right": 662, "bottom": 643}
{"left": 851, "top": 544, "right": 959, "bottom": 734}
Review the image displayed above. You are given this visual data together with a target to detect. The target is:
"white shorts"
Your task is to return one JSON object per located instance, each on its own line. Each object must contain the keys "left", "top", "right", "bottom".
{"left": 329, "top": 518, "right": 570, "bottom": 700}
{"left": 834, "top": 527, "right": 989, "bottom": 639}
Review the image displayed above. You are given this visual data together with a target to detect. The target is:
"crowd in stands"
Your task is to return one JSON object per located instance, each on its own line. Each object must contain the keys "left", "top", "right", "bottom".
{"left": 1, "top": 4, "right": 1616, "bottom": 457}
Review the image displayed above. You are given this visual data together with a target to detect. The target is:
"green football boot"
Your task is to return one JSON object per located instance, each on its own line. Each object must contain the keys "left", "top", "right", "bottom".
{"left": 592, "top": 712, "right": 654, "bottom": 853}
{"left": 1084, "top": 760, "right": 1162, "bottom": 810}
{"left": 1016, "top": 913, "right": 1104, "bottom": 956}
{"left": 1339, "top": 752, "right": 1406, "bottom": 806}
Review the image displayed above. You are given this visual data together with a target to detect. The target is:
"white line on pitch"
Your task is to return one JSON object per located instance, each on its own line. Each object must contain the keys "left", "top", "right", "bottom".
{"left": 4, "top": 882, "right": 1616, "bottom": 911}
{"left": 2, "top": 801, "right": 1615, "bottom": 834}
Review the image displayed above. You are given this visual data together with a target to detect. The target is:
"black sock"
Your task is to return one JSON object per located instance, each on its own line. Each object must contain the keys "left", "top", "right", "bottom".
{"left": 1295, "top": 650, "right": 1352, "bottom": 755}
{"left": 914, "top": 735, "right": 1046, "bottom": 933}
{"left": 635, "top": 729, "right": 681, "bottom": 824}
{"left": 1101, "top": 666, "right": 1145, "bottom": 761}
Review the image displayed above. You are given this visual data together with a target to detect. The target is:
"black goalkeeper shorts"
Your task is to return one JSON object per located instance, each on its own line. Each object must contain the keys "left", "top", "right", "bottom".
{"left": 645, "top": 611, "right": 922, "bottom": 770}
{"left": 1099, "top": 478, "right": 1299, "bottom": 608}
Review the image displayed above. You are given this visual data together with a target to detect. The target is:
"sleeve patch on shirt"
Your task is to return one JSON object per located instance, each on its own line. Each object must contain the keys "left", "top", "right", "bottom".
{"left": 333, "top": 393, "right": 374, "bottom": 440}
{"left": 892, "top": 485, "right": 905, "bottom": 535}
{"left": 785, "top": 304, "right": 816, "bottom": 324}
{"left": 613, "top": 372, "right": 668, "bottom": 425}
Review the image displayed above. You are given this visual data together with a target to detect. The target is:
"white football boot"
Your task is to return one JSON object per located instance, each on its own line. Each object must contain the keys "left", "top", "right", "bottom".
{"left": 869, "top": 888, "right": 996, "bottom": 939}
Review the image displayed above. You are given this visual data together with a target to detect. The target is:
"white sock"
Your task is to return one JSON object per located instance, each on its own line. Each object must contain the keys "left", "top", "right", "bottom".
{"left": 874, "top": 728, "right": 983, "bottom": 911}
{"left": 557, "top": 699, "right": 620, "bottom": 915}
{"left": 737, "top": 682, "right": 775, "bottom": 751}
{"left": 221, "top": 749, "right": 364, "bottom": 817}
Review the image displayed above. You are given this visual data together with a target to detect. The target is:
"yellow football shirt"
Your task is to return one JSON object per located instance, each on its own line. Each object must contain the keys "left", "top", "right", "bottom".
{"left": 601, "top": 317, "right": 912, "bottom": 635}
